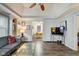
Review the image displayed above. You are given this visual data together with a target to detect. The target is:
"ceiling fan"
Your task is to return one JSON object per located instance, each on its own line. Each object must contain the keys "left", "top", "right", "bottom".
{"left": 29, "top": 3, "right": 45, "bottom": 11}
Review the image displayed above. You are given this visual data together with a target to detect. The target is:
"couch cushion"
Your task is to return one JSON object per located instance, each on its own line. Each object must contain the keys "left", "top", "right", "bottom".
{"left": 8, "top": 36, "right": 16, "bottom": 44}
{"left": 2, "top": 43, "right": 19, "bottom": 49}
{"left": 0, "top": 49, "right": 11, "bottom": 56}
{"left": 0, "top": 42, "right": 21, "bottom": 56}
{"left": 0, "top": 36, "right": 8, "bottom": 48}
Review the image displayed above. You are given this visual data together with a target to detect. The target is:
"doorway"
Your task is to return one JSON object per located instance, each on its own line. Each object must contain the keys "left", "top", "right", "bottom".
{"left": 32, "top": 21, "right": 43, "bottom": 42}
{"left": 77, "top": 16, "right": 79, "bottom": 51}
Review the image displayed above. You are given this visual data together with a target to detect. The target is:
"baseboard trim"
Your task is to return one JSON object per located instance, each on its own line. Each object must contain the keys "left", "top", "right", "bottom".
{"left": 65, "top": 43, "right": 76, "bottom": 51}
{"left": 43, "top": 41, "right": 57, "bottom": 43}
{"left": 43, "top": 41, "right": 64, "bottom": 45}
{"left": 22, "top": 41, "right": 32, "bottom": 43}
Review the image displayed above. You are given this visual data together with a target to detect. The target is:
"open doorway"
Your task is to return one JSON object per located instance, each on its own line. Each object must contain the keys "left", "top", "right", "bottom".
{"left": 32, "top": 21, "right": 43, "bottom": 42}
{"left": 77, "top": 16, "right": 79, "bottom": 51}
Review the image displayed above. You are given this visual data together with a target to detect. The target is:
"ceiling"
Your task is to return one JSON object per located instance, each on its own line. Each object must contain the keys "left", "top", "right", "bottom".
{"left": 2, "top": 3, "right": 79, "bottom": 18}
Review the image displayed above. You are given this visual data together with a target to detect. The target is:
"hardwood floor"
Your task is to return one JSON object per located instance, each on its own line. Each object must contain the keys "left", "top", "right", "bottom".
{"left": 12, "top": 41, "right": 79, "bottom": 56}
{"left": 41, "top": 42, "right": 76, "bottom": 56}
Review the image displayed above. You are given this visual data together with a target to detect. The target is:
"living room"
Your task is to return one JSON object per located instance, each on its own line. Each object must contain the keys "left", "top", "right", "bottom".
{"left": 0, "top": 3, "right": 79, "bottom": 56}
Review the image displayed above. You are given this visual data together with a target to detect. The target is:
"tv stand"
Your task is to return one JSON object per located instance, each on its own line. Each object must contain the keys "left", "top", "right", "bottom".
{"left": 51, "top": 34, "right": 65, "bottom": 44}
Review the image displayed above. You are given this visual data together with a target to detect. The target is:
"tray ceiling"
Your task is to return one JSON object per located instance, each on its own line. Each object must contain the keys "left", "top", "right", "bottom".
{"left": 2, "top": 3, "right": 73, "bottom": 18}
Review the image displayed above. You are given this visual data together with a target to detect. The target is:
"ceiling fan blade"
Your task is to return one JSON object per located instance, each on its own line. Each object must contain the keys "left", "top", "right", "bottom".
{"left": 40, "top": 4, "right": 45, "bottom": 11}
{"left": 29, "top": 3, "right": 36, "bottom": 8}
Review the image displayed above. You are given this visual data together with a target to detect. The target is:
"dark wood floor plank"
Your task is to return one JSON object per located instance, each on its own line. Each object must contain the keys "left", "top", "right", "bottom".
{"left": 12, "top": 41, "right": 79, "bottom": 56}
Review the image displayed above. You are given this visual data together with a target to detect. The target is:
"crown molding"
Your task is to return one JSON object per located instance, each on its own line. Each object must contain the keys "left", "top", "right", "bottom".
{"left": 1, "top": 3, "right": 22, "bottom": 17}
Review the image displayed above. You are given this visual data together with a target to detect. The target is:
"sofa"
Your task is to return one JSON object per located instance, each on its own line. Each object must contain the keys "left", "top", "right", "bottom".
{"left": 0, "top": 36, "right": 22, "bottom": 56}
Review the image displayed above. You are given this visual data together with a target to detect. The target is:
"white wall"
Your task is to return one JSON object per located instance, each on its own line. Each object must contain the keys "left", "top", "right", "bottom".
{"left": 9, "top": 15, "right": 13, "bottom": 35}
{"left": 25, "top": 25, "right": 32, "bottom": 41}
{"left": 58, "top": 12, "right": 77, "bottom": 51}
{"left": 77, "top": 16, "right": 79, "bottom": 32}
{"left": 43, "top": 19, "right": 61, "bottom": 41}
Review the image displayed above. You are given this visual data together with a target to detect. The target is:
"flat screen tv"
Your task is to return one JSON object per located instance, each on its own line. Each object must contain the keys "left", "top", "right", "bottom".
{"left": 51, "top": 27, "right": 64, "bottom": 35}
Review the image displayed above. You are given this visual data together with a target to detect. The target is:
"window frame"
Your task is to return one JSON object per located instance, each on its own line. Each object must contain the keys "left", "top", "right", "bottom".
{"left": 0, "top": 12, "right": 10, "bottom": 37}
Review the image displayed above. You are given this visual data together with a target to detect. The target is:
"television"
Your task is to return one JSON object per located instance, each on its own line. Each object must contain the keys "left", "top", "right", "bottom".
{"left": 51, "top": 27, "right": 64, "bottom": 35}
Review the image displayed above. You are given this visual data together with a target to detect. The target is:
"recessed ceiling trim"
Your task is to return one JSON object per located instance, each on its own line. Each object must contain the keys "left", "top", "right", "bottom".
{"left": 22, "top": 16, "right": 57, "bottom": 19}
{"left": 1, "top": 3, "right": 22, "bottom": 17}
{"left": 22, "top": 16, "right": 42, "bottom": 18}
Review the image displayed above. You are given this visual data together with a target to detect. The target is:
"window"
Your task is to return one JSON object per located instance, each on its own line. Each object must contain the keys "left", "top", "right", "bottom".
{"left": 0, "top": 14, "right": 9, "bottom": 37}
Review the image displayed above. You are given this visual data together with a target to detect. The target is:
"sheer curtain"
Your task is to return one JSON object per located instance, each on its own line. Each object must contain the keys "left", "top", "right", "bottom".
{"left": 0, "top": 14, "right": 9, "bottom": 37}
